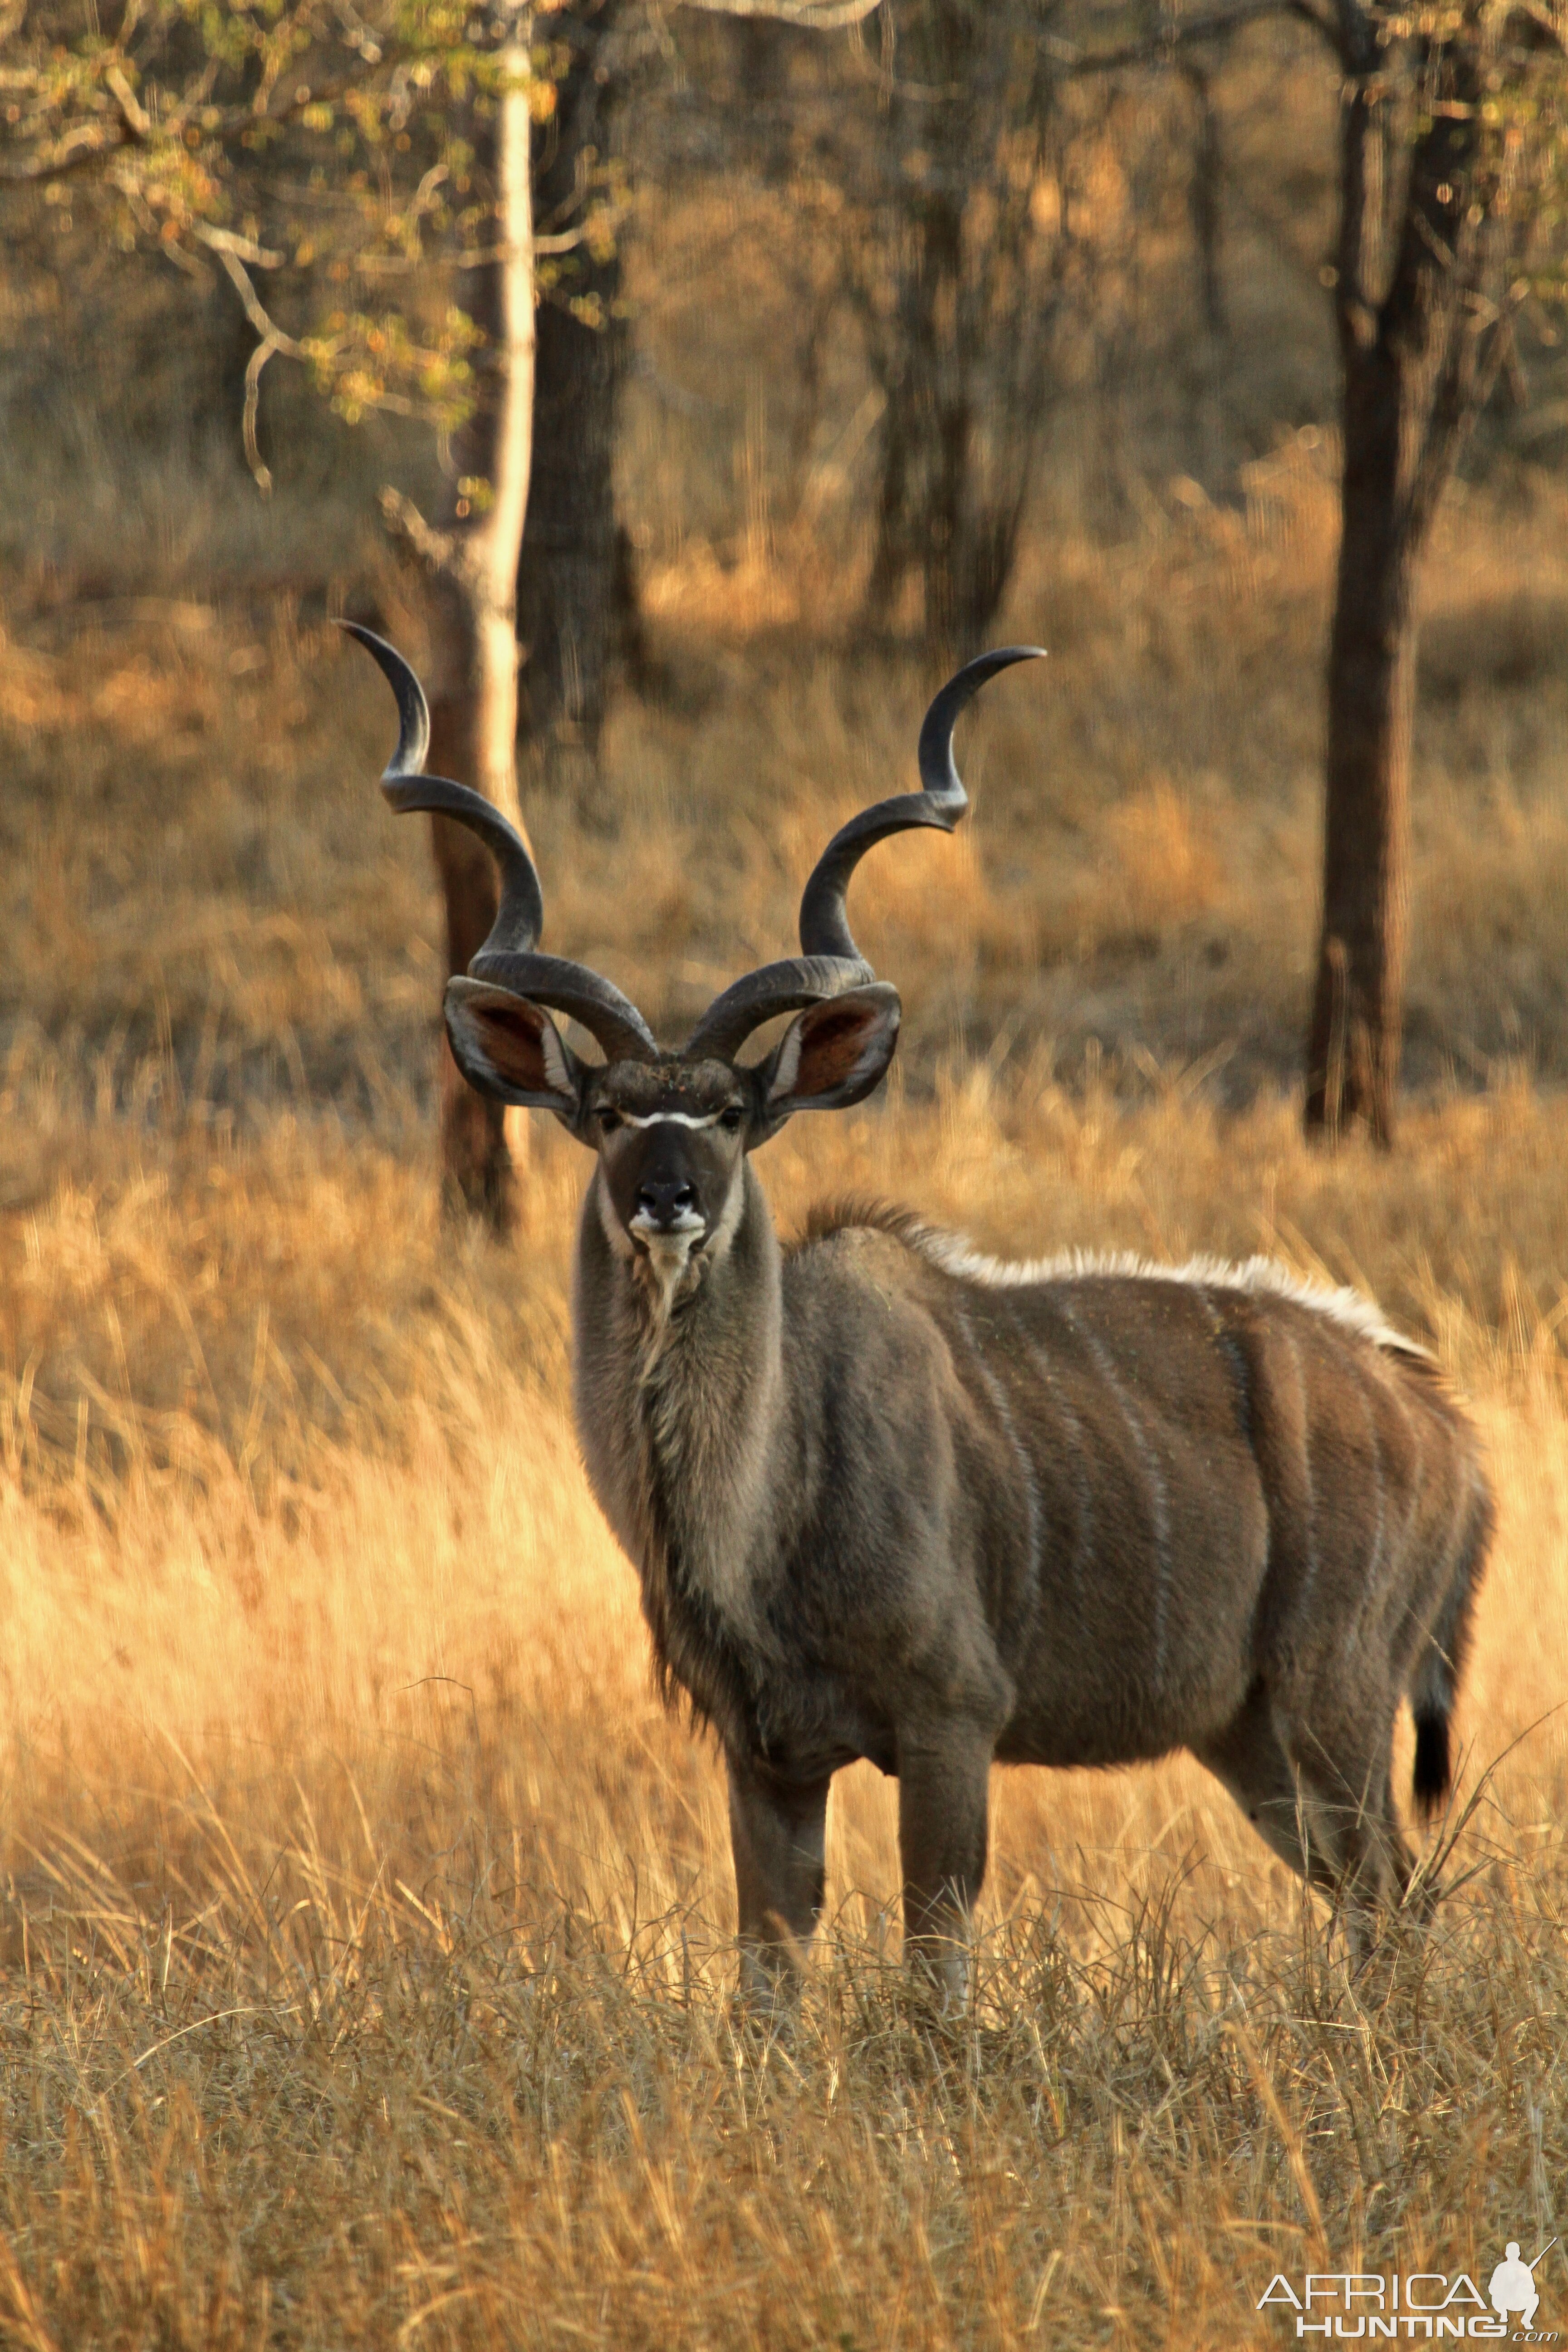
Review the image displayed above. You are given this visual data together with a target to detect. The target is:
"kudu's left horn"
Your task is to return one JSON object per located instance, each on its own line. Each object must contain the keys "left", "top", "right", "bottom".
{"left": 342, "top": 623, "right": 658, "bottom": 1064}
{"left": 683, "top": 645, "right": 1045, "bottom": 1063}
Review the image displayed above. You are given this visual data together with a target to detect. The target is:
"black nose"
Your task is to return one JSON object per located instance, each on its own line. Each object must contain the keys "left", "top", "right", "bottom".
{"left": 635, "top": 1178, "right": 699, "bottom": 1226}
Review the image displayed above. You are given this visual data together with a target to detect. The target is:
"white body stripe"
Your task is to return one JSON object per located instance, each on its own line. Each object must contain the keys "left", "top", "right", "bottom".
{"left": 1023, "top": 1337, "right": 1091, "bottom": 1611}
{"left": 1287, "top": 1332, "right": 1319, "bottom": 1609}
{"left": 954, "top": 1301, "right": 1042, "bottom": 1592}
{"left": 1059, "top": 1297, "right": 1171, "bottom": 1677}
{"left": 1346, "top": 1367, "right": 1387, "bottom": 1655}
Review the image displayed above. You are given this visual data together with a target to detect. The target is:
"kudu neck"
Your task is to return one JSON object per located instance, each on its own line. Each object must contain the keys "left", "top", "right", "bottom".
{"left": 572, "top": 1160, "right": 790, "bottom": 1719}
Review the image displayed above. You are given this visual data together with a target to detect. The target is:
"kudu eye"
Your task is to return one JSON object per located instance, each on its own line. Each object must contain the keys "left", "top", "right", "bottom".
{"left": 598, "top": 1109, "right": 622, "bottom": 1135}
{"left": 720, "top": 1106, "right": 744, "bottom": 1134}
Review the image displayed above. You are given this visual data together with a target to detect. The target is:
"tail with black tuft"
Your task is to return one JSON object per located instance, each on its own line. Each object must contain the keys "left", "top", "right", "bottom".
{"left": 1408, "top": 1474, "right": 1494, "bottom": 1819}
{"left": 1412, "top": 1705, "right": 1453, "bottom": 1816}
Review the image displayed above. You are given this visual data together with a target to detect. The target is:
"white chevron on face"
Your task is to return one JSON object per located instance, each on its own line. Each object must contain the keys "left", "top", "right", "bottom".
{"left": 617, "top": 1111, "right": 725, "bottom": 1131}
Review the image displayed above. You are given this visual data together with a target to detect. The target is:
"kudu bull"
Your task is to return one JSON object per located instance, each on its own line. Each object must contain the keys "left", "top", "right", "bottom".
{"left": 347, "top": 623, "right": 1491, "bottom": 1996}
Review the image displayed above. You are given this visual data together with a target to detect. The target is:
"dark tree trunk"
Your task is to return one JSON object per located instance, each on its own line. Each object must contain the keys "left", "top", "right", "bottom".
{"left": 1176, "top": 54, "right": 1228, "bottom": 482}
{"left": 920, "top": 198, "right": 976, "bottom": 657}
{"left": 1303, "top": 22, "right": 1517, "bottom": 1145}
{"left": 426, "top": 801, "right": 512, "bottom": 1224}
{"left": 865, "top": 368, "right": 914, "bottom": 627}
{"left": 1303, "top": 345, "right": 1417, "bottom": 1143}
{"left": 1182, "top": 59, "right": 1226, "bottom": 347}
{"left": 854, "top": 0, "right": 1061, "bottom": 654}
{"left": 515, "top": 3, "right": 630, "bottom": 799}
{"left": 517, "top": 289, "right": 623, "bottom": 777}
{"left": 861, "top": 27, "right": 985, "bottom": 654}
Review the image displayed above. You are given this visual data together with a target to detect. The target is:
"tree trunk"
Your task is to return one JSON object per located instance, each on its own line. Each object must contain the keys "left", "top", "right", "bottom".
{"left": 515, "top": 4, "right": 628, "bottom": 809}
{"left": 1303, "top": 342, "right": 1417, "bottom": 1144}
{"left": 1178, "top": 55, "right": 1228, "bottom": 486}
{"left": 864, "top": 364, "right": 914, "bottom": 627}
{"left": 1303, "top": 30, "right": 1509, "bottom": 1147}
{"left": 919, "top": 194, "right": 974, "bottom": 658}
{"left": 1182, "top": 59, "right": 1226, "bottom": 347}
{"left": 406, "top": 7, "right": 536, "bottom": 1228}
{"left": 516, "top": 295, "right": 622, "bottom": 784}
{"left": 855, "top": 0, "right": 1059, "bottom": 652}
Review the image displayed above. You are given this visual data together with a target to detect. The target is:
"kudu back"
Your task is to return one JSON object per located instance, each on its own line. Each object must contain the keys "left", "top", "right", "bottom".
{"left": 347, "top": 624, "right": 1492, "bottom": 1993}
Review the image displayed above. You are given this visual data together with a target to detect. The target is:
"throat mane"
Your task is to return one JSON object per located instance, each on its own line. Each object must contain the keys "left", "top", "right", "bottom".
{"left": 575, "top": 1159, "right": 787, "bottom": 1750}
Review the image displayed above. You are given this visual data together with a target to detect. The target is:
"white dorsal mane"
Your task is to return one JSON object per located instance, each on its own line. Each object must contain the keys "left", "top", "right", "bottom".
{"left": 912, "top": 1230, "right": 1429, "bottom": 1360}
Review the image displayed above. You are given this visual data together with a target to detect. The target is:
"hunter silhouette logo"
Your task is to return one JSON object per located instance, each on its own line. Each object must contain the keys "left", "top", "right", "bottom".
{"left": 1257, "top": 2241, "right": 1559, "bottom": 2337}
{"left": 1490, "top": 2243, "right": 1556, "bottom": 2333}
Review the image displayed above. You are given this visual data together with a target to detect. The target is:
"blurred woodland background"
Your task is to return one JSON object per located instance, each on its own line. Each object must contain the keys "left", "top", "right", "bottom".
{"left": 1, "top": 5, "right": 1568, "bottom": 2346}
{"left": 6, "top": 0, "right": 1568, "bottom": 1176}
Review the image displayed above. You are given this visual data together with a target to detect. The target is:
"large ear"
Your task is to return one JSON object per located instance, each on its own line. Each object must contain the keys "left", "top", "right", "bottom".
{"left": 760, "top": 984, "right": 902, "bottom": 1124}
{"left": 444, "top": 977, "right": 590, "bottom": 1136}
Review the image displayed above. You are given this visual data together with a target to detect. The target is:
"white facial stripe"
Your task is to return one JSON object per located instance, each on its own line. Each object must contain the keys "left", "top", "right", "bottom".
{"left": 594, "top": 1165, "right": 635, "bottom": 1260}
{"left": 701, "top": 1162, "right": 748, "bottom": 1269}
{"left": 538, "top": 1020, "right": 574, "bottom": 1097}
{"left": 767, "top": 1027, "right": 803, "bottom": 1102}
{"left": 615, "top": 1111, "right": 726, "bottom": 1131}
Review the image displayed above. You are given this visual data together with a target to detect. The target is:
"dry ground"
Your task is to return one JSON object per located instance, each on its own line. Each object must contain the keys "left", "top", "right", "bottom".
{"left": 2, "top": 481, "right": 1568, "bottom": 2343}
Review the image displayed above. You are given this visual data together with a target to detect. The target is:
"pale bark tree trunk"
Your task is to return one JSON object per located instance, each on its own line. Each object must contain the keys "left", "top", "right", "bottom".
{"left": 392, "top": 0, "right": 873, "bottom": 1222}
{"left": 387, "top": 5, "right": 536, "bottom": 1227}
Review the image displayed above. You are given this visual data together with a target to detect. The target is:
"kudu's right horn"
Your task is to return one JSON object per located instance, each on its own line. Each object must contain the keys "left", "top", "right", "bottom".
{"left": 683, "top": 646, "right": 1046, "bottom": 1063}
{"left": 342, "top": 623, "right": 658, "bottom": 1064}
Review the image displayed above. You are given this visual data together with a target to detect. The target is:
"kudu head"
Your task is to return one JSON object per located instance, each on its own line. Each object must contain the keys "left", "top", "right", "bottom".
{"left": 343, "top": 624, "right": 1044, "bottom": 1288}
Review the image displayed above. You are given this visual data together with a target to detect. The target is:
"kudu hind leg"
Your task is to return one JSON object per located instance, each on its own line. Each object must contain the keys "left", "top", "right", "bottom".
{"left": 897, "top": 1725, "right": 993, "bottom": 2008}
{"left": 1202, "top": 1685, "right": 1414, "bottom": 1955}
{"left": 1281, "top": 1672, "right": 1419, "bottom": 1956}
{"left": 1304, "top": 1739, "right": 1415, "bottom": 1960}
{"left": 725, "top": 1754, "right": 832, "bottom": 2009}
{"left": 1197, "top": 1686, "right": 1348, "bottom": 1901}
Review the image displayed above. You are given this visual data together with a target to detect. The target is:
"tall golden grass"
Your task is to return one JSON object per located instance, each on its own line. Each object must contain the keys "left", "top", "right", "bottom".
{"left": 2, "top": 1027, "right": 1566, "bottom": 2345}
{"left": 2, "top": 434, "right": 1568, "bottom": 2340}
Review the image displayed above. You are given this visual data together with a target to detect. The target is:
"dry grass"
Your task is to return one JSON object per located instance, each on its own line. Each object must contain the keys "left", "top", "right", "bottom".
{"left": 5, "top": 192, "right": 1568, "bottom": 2347}
{"left": 1, "top": 1006, "right": 1566, "bottom": 2343}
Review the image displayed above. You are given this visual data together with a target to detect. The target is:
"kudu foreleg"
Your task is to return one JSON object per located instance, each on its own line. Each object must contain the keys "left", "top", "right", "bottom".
{"left": 897, "top": 1725, "right": 993, "bottom": 2008}
{"left": 725, "top": 1754, "right": 831, "bottom": 2008}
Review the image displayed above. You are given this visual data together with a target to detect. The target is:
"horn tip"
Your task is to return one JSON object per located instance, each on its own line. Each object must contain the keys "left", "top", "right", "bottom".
{"left": 336, "top": 618, "right": 419, "bottom": 689}
{"left": 978, "top": 642, "right": 1048, "bottom": 670}
{"left": 335, "top": 617, "right": 385, "bottom": 654}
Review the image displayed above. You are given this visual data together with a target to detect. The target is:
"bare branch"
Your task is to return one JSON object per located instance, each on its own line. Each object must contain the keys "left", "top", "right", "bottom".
{"left": 207, "top": 248, "right": 302, "bottom": 353}
{"left": 204, "top": 237, "right": 310, "bottom": 491}
{"left": 243, "top": 335, "right": 279, "bottom": 495}
{"left": 0, "top": 122, "right": 125, "bottom": 182}
{"left": 671, "top": 0, "right": 882, "bottom": 24}
{"left": 454, "top": 228, "right": 585, "bottom": 262}
{"left": 379, "top": 485, "right": 462, "bottom": 579}
{"left": 194, "top": 222, "right": 287, "bottom": 271}
{"left": 104, "top": 62, "right": 151, "bottom": 139}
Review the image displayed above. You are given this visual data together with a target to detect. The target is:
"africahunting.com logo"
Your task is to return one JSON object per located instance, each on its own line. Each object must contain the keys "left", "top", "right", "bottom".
{"left": 1257, "top": 2239, "right": 1558, "bottom": 2340}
